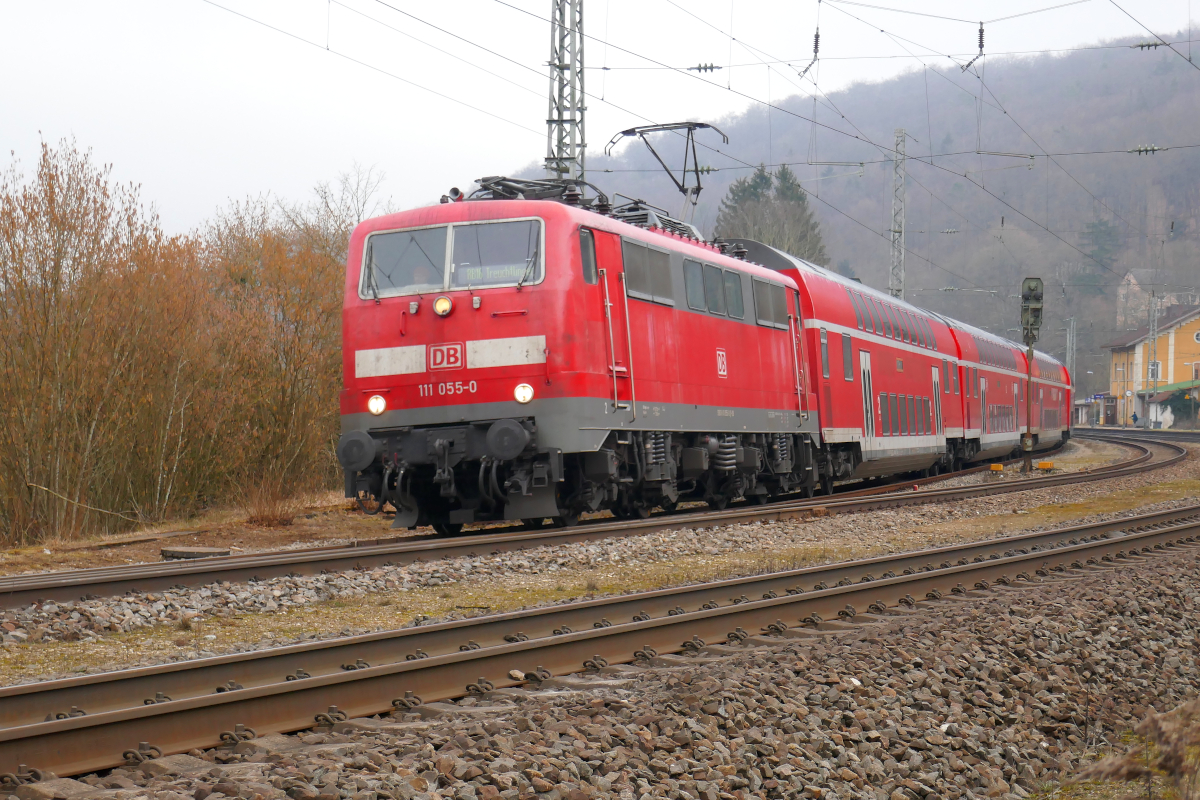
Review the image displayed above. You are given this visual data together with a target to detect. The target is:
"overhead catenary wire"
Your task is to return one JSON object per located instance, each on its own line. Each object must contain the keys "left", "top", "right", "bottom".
{"left": 196, "top": 0, "right": 543, "bottom": 136}
{"left": 582, "top": 39, "right": 1199, "bottom": 69}
{"left": 822, "top": 0, "right": 1092, "bottom": 26}
{"left": 1107, "top": 0, "right": 1200, "bottom": 72}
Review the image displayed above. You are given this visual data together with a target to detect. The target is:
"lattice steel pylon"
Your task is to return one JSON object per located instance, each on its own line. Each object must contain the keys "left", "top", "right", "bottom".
{"left": 888, "top": 128, "right": 907, "bottom": 299}
{"left": 544, "top": 0, "right": 586, "bottom": 181}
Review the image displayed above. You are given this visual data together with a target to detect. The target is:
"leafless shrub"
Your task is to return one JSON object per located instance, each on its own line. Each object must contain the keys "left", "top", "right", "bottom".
{"left": 0, "top": 141, "right": 372, "bottom": 545}
{"left": 1073, "top": 699, "right": 1200, "bottom": 798}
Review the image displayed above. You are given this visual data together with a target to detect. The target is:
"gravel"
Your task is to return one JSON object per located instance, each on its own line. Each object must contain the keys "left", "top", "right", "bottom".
{"left": 1, "top": 445, "right": 1195, "bottom": 659}
{"left": 34, "top": 542, "right": 1200, "bottom": 800}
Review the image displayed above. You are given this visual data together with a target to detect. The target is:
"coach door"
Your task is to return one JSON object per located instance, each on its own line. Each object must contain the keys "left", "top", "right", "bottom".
{"left": 980, "top": 377, "right": 988, "bottom": 434}
{"left": 860, "top": 351, "right": 875, "bottom": 441}
{"left": 589, "top": 229, "right": 634, "bottom": 416}
{"left": 931, "top": 365, "right": 942, "bottom": 434}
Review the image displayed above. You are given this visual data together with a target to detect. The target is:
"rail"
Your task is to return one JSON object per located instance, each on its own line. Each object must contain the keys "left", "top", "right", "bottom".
{"left": 0, "top": 434, "right": 1177, "bottom": 609}
{"left": 0, "top": 453, "right": 1194, "bottom": 775}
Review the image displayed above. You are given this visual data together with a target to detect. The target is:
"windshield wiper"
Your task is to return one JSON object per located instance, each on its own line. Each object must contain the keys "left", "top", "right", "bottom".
{"left": 516, "top": 241, "right": 540, "bottom": 290}
{"left": 365, "top": 241, "right": 380, "bottom": 304}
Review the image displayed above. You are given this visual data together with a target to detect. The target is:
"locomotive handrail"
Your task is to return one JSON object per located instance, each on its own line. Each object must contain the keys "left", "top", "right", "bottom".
{"left": 598, "top": 268, "right": 628, "bottom": 413}
{"left": 619, "top": 272, "right": 638, "bottom": 421}
{"left": 788, "top": 314, "right": 807, "bottom": 421}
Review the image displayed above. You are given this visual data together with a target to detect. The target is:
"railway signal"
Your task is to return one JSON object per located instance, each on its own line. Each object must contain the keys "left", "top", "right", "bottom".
{"left": 1020, "top": 277, "right": 1044, "bottom": 472}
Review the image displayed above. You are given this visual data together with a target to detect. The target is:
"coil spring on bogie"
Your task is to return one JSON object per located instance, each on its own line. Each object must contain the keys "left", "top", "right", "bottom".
{"left": 773, "top": 434, "right": 789, "bottom": 464}
{"left": 714, "top": 435, "right": 738, "bottom": 472}
{"left": 644, "top": 431, "right": 669, "bottom": 465}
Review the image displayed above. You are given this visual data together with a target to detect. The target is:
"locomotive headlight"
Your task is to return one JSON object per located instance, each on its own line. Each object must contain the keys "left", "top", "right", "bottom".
{"left": 433, "top": 295, "right": 454, "bottom": 316}
{"left": 367, "top": 394, "right": 387, "bottom": 415}
{"left": 513, "top": 383, "right": 535, "bottom": 404}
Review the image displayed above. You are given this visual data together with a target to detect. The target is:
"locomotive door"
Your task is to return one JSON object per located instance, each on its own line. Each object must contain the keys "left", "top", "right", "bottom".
{"left": 860, "top": 351, "right": 874, "bottom": 440}
{"left": 590, "top": 229, "right": 634, "bottom": 415}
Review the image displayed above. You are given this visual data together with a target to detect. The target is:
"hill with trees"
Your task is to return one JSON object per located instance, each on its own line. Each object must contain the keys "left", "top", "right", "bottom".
{"left": 584, "top": 32, "right": 1200, "bottom": 398}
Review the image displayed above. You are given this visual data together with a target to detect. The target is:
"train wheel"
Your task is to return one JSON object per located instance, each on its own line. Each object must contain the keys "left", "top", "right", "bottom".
{"left": 748, "top": 493, "right": 769, "bottom": 506}
{"left": 706, "top": 495, "right": 729, "bottom": 511}
{"left": 802, "top": 484, "right": 815, "bottom": 499}
{"left": 659, "top": 499, "right": 679, "bottom": 514}
{"left": 523, "top": 517, "right": 548, "bottom": 529}
{"left": 553, "top": 512, "right": 580, "bottom": 527}
{"left": 432, "top": 522, "right": 464, "bottom": 536}
{"left": 820, "top": 475, "right": 834, "bottom": 496}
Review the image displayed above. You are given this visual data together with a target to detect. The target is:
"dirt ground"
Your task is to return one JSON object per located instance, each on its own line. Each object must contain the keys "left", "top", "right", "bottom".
{"left": 0, "top": 438, "right": 1129, "bottom": 578}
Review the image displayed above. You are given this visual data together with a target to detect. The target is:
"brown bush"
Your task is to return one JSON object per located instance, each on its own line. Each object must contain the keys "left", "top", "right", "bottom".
{"left": 1073, "top": 699, "right": 1200, "bottom": 798}
{"left": 241, "top": 476, "right": 301, "bottom": 528}
{"left": 0, "top": 142, "right": 376, "bottom": 544}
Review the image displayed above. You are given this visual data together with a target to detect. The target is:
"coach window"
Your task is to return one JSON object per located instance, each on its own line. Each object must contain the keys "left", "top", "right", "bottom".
{"left": 874, "top": 298, "right": 893, "bottom": 338}
{"left": 914, "top": 315, "right": 926, "bottom": 348}
{"left": 908, "top": 396, "right": 916, "bottom": 435}
{"left": 942, "top": 359, "right": 950, "bottom": 392}
{"left": 843, "top": 333, "right": 853, "bottom": 380}
{"left": 889, "top": 393, "right": 900, "bottom": 435}
{"left": 724, "top": 271, "right": 745, "bottom": 319}
{"left": 974, "top": 367, "right": 980, "bottom": 397}
{"left": 900, "top": 310, "right": 913, "bottom": 344}
{"left": 703, "top": 265, "right": 726, "bottom": 314}
{"left": 858, "top": 294, "right": 875, "bottom": 334}
{"left": 683, "top": 260, "right": 706, "bottom": 310}
{"left": 953, "top": 362, "right": 960, "bottom": 394}
{"left": 879, "top": 392, "right": 890, "bottom": 435}
{"left": 898, "top": 394, "right": 908, "bottom": 435}
{"left": 820, "top": 329, "right": 830, "bottom": 378}
{"left": 847, "top": 288, "right": 864, "bottom": 329}
{"left": 891, "top": 307, "right": 905, "bottom": 342}
{"left": 579, "top": 229, "right": 598, "bottom": 285}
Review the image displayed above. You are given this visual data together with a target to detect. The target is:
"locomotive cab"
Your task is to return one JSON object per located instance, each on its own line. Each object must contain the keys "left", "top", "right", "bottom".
{"left": 338, "top": 204, "right": 572, "bottom": 533}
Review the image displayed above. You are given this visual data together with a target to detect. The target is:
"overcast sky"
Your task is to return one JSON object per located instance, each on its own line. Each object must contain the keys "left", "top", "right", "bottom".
{"left": 2, "top": 1, "right": 1194, "bottom": 232}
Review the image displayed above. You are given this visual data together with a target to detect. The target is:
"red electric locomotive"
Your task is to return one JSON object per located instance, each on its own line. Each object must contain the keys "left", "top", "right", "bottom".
{"left": 335, "top": 178, "right": 1071, "bottom": 532}
{"left": 336, "top": 179, "right": 821, "bottom": 533}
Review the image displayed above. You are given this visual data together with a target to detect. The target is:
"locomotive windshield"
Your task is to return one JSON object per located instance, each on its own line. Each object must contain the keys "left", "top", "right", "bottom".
{"left": 361, "top": 219, "right": 543, "bottom": 298}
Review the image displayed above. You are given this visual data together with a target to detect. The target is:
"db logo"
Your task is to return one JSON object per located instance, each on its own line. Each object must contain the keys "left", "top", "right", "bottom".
{"left": 429, "top": 342, "right": 465, "bottom": 371}
{"left": 716, "top": 348, "right": 728, "bottom": 378}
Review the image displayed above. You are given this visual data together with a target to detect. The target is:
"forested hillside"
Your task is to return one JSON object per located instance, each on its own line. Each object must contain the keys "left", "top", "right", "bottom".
{"left": 583, "top": 32, "right": 1200, "bottom": 397}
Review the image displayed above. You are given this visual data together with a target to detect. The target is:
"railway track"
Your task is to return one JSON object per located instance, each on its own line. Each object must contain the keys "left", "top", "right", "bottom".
{"left": 1080, "top": 426, "right": 1200, "bottom": 443}
{"left": 0, "top": 434, "right": 1173, "bottom": 610}
{"left": 0, "top": 432, "right": 1194, "bottom": 779}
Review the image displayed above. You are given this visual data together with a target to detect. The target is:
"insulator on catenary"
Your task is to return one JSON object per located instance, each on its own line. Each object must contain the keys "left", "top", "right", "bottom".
{"left": 813, "top": 29, "right": 820, "bottom": 56}
{"left": 978, "top": 25, "right": 984, "bottom": 53}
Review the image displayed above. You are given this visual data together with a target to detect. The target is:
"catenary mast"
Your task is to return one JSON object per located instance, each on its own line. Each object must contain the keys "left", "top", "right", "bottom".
{"left": 545, "top": 0, "right": 586, "bottom": 182}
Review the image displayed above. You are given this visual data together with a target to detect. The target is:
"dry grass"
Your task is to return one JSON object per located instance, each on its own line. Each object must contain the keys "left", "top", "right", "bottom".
{"left": 241, "top": 477, "right": 302, "bottom": 528}
{"left": 1069, "top": 701, "right": 1200, "bottom": 799}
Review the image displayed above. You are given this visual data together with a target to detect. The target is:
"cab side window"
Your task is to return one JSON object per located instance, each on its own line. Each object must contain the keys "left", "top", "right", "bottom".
{"left": 703, "top": 265, "right": 726, "bottom": 314}
{"left": 579, "top": 229, "right": 598, "bottom": 285}
{"left": 724, "top": 271, "right": 745, "bottom": 319}
{"left": 683, "top": 260, "right": 706, "bottom": 310}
